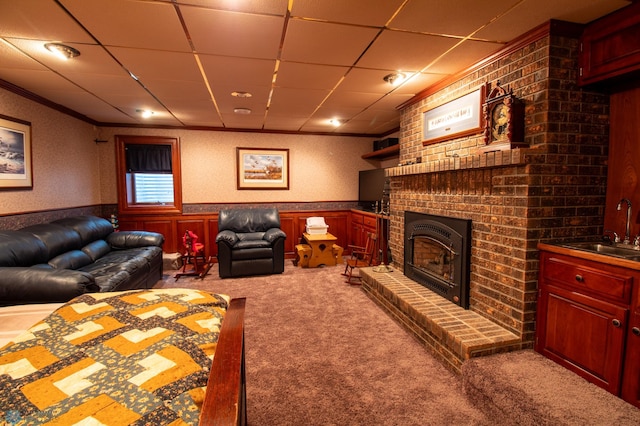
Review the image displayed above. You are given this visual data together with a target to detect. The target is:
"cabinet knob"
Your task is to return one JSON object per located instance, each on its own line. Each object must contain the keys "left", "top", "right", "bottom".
{"left": 575, "top": 274, "right": 584, "bottom": 282}
{"left": 612, "top": 319, "right": 622, "bottom": 328}
{"left": 632, "top": 327, "right": 640, "bottom": 336}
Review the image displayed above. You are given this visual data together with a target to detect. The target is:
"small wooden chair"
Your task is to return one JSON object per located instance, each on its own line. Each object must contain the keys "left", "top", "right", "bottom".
{"left": 175, "top": 230, "right": 212, "bottom": 280}
{"left": 342, "top": 232, "right": 377, "bottom": 285}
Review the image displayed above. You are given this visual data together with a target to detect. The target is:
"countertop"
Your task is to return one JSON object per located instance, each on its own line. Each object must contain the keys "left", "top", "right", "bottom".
{"left": 538, "top": 242, "right": 640, "bottom": 271}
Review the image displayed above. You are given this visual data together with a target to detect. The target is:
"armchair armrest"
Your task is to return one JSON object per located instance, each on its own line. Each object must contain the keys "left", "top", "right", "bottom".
{"left": 107, "top": 231, "right": 164, "bottom": 249}
{"left": 264, "top": 228, "right": 286, "bottom": 244}
{"left": 0, "top": 267, "right": 99, "bottom": 306}
{"left": 216, "top": 230, "right": 239, "bottom": 246}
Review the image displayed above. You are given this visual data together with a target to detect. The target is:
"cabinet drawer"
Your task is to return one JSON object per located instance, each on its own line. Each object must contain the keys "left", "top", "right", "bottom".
{"left": 363, "top": 216, "right": 377, "bottom": 229}
{"left": 542, "top": 255, "right": 632, "bottom": 304}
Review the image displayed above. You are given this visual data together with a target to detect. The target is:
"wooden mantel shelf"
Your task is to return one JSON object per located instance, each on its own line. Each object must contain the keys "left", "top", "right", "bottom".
{"left": 362, "top": 145, "right": 399, "bottom": 159}
{"left": 386, "top": 147, "right": 537, "bottom": 177}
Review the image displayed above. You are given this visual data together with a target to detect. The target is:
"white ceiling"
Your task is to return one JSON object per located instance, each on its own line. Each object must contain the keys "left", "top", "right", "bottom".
{"left": 0, "top": 0, "right": 631, "bottom": 136}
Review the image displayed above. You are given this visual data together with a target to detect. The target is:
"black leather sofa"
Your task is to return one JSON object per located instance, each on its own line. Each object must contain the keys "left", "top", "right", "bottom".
{"left": 0, "top": 215, "right": 164, "bottom": 306}
{"left": 216, "top": 208, "right": 287, "bottom": 278}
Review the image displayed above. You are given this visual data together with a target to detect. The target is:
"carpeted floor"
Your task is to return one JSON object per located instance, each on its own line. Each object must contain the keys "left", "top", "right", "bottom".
{"left": 157, "top": 261, "right": 640, "bottom": 425}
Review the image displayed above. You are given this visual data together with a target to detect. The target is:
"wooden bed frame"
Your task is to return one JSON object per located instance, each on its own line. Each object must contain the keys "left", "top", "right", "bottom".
{"left": 200, "top": 297, "right": 247, "bottom": 425}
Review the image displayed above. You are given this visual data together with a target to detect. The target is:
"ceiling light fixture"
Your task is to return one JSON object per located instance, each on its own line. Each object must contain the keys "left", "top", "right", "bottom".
{"left": 44, "top": 43, "right": 80, "bottom": 61}
{"left": 136, "top": 109, "right": 154, "bottom": 118}
{"left": 231, "top": 91, "right": 252, "bottom": 98}
{"left": 234, "top": 108, "right": 252, "bottom": 115}
{"left": 383, "top": 72, "right": 406, "bottom": 86}
{"left": 329, "top": 118, "right": 342, "bottom": 127}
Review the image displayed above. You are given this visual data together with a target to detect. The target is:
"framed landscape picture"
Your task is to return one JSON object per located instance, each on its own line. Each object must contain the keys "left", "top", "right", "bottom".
{"left": 0, "top": 114, "right": 32, "bottom": 189}
{"left": 236, "top": 147, "right": 289, "bottom": 190}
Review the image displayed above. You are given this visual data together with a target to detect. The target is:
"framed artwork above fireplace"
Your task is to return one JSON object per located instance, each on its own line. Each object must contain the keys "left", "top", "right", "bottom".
{"left": 422, "top": 87, "right": 483, "bottom": 146}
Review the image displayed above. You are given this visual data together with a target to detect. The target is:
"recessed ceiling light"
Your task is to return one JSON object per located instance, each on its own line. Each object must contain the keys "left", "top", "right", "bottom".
{"left": 231, "top": 91, "right": 252, "bottom": 98}
{"left": 234, "top": 108, "right": 252, "bottom": 115}
{"left": 44, "top": 43, "right": 80, "bottom": 61}
{"left": 383, "top": 72, "right": 407, "bottom": 86}
{"left": 136, "top": 109, "right": 154, "bottom": 118}
{"left": 329, "top": 118, "right": 342, "bottom": 127}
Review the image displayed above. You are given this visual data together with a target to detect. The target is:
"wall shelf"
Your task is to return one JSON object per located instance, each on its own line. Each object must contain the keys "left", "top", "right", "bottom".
{"left": 361, "top": 145, "right": 399, "bottom": 159}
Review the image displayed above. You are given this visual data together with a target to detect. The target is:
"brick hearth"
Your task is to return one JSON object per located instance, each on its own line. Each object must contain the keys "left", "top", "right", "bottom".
{"left": 360, "top": 267, "right": 520, "bottom": 373}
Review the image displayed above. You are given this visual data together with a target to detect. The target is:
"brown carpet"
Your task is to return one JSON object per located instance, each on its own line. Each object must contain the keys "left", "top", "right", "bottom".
{"left": 156, "top": 262, "right": 640, "bottom": 425}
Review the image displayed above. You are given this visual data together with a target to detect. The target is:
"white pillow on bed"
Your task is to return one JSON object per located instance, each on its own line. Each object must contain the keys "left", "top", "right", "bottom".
{"left": 0, "top": 303, "right": 64, "bottom": 348}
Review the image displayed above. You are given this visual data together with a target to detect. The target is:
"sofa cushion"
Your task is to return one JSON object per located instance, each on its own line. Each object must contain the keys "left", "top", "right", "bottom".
{"left": 81, "top": 240, "right": 111, "bottom": 262}
{"left": 20, "top": 223, "right": 82, "bottom": 260}
{"left": 52, "top": 216, "right": 113, "bottom": 245}
{"left": 0, "top": 231, "right": 48, "bottom": 267}
{"left": 48, "top": 250, "right": 93, "bottom": 270}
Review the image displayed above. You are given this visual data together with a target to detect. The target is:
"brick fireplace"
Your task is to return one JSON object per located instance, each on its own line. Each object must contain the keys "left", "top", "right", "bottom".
{"left": 360, "top": 21, "right": 610, "bottom": 372}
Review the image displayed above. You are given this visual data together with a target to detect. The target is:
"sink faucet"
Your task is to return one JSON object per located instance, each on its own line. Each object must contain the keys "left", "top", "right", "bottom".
{"left": 617, "top": 198, "right": 632, "bottom": 245}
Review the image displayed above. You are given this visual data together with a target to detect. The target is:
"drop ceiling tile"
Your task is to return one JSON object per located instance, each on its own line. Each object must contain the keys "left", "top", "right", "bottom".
{"left": 220, "top": 113, "right": 266, "bottom": 129}
{"left": 351, "top": 108, "right": 400, "bottom": 123}
{"left": 166, "top": 99, "right": 223, "bottom": 127}
{"left": 291, "top": 0, "right": 405, "bottom": 26}
{"left": 390, "top": 0, "right": 521, "bottom": 37}
{"left": 139, "top": 79, "right": 212, "bottom": 102}
{"left": 367, "top": 93, "right": 415, "bottom": 110}
{"left": 199, "top": 56, "right": 276, "bottom": 88}
{"left": 338, "top": 68, "right": 444, "bottom": 95}
{"left": 107, "top": 47, "right": 203, "bottom": 82}
{"left": 61, "top": 73, "right": 145, "bottom": 98}
{"left": 267, "top": 87, "right": 330, "bottom": 116}
{"left": 0, "top": 0, "right": 94, "bottom": 43}
{"left": 0, "top": 41, "right": 50, "bottom": 71}
{"left": 0, "top": 69, "right": 82, "bottom": 94}
{"left": 321, "top": 91, "right": 385, "bottom": 110}
{"left": 390, "top": 72, "right": 446, "bottom": 95}
{"left": 276, "top": 63, "right": 349, "bottom": 90}
{"left": 357, "top": 30, "right": 460, "bottom": 72}
{"left": 282, "top": 19, "right": 380, "bottom": 66}
{"left": 263, "top": 115, "right": 307, "bottom": 132}
{"left": 475, "top": 0, "right": 629, "bottom": 42}
{"left": 212, "top": 84, "right": 271, "bottom": 111}
{"left": 60, "top": 0, "right": 191, "bottom": 52}
{"left": 181, "top": 7, "right": 282, "bottom": 58}
{"left": 427, "top": 39, "right": 505, "bottom": 75}
{"left": 7, "top": 40, "right": 126, "bottom": 76}
{"left": 175, "top": 0, "right": 288, "bottom": 15}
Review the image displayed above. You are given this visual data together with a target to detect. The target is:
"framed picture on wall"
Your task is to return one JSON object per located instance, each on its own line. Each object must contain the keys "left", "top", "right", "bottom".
{"left": 236, "top": 147, "right": 289, "bottom": 190}
{"left": 0, "top": 114, "right": 32, "bottom": 189}
{"left": 422, "top": 87, "right": 483, "bottom": 146}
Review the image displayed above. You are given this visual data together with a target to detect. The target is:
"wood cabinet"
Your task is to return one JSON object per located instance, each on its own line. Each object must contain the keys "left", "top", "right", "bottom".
{"left": 579, "top": 2, "right": 640, "bottom": 86}
{"left": 349, "top": 210, "right": 388, "bottom": 265}
{"left": 117, "top": 210, "right": 350, "bottom": 261}
{"left": 536, "top": 248, "right": 640, "bottom": 407}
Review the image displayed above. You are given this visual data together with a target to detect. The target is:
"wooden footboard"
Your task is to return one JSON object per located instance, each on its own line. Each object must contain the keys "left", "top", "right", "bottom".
{"left": 200, "top": 297, "right": 247, "bottom": 426}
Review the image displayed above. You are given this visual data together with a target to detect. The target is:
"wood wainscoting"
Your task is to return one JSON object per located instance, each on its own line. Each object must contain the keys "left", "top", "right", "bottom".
{"left": 117, "top": 210, "right": 351, "bottom": 261}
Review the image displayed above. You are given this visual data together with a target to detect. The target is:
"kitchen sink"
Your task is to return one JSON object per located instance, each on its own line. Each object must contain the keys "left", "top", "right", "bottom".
{"left": 561, "top": 242, "right": 640, "bottom": 260}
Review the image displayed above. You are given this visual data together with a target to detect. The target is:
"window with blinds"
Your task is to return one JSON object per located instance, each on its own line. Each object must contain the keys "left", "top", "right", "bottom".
{"left": 132, "top": 173, "right": 174, "bottom": 204}
{"left": 116, "top": 135, "right": 182, "bottom": 215}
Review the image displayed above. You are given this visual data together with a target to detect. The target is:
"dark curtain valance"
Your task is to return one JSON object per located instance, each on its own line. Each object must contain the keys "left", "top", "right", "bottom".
{"left": 126, "top": 144, "right": 172, "bottom": 173}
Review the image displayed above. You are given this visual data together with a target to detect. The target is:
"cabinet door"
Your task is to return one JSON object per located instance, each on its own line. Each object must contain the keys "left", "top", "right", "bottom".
{"left": 538, "top": 285, "right": 627, "bottom": 394}
{"left": 622, "top": 306, "right": 640, "bottom": 408}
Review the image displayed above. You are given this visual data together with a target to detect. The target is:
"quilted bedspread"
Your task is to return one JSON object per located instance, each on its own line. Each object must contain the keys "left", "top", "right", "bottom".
{"left": 0, "top": 289, "right": 230, "bottom": 425}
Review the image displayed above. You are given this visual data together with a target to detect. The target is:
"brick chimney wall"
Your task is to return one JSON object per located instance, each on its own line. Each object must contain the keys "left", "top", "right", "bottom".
{"left": 387, "top": 22, "right": 609, "bottom": 343}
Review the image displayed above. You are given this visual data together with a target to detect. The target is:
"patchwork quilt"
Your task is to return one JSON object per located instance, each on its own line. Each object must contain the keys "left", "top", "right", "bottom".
{"left": 0, "top": 289, "right": 230, "bottom": 425}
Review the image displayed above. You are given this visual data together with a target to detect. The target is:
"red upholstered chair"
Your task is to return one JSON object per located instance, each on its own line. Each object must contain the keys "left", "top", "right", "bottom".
{"left": 175, "top": 230, "right": 212, "bottom": 280}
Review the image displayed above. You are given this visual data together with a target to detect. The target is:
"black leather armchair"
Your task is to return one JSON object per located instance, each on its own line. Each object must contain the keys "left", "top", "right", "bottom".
{"left": 216, "top": 208, "right": 287, "bottom": 278}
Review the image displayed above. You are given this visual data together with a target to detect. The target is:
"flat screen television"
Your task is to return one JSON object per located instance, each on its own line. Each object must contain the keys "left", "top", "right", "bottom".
{"left": 358, "top": 169, "right": 386, "bottom": 211}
